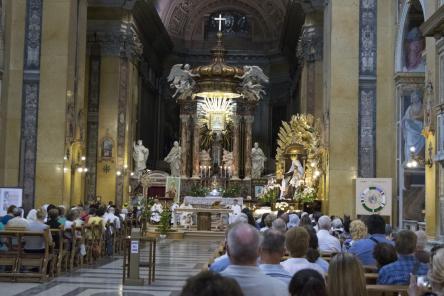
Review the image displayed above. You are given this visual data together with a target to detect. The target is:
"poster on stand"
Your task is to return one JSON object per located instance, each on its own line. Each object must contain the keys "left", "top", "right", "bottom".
{"left": 165, "top": 177, "right": 181, "bottom": 203}
{"left": 0, "top": 188, "right": 23, "bottom": 216}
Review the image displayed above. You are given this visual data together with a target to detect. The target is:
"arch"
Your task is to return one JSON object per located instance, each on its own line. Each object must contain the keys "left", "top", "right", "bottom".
{"left": 395, "top": 0, "right": 426, "bottom": 72}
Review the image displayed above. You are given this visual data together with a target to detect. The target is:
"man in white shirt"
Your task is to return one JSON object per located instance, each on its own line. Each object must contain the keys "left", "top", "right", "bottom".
{"left": 281, "top": 226, "right": 325, "bottom": 276}
{"left": 316, "top": 215, "right": 341, "bottom": 253}
{"left": 7, "top": 208, "right": 29, "bottom": 228}
{"left": 221, "top": 223, "right": 288, "bottom": 296}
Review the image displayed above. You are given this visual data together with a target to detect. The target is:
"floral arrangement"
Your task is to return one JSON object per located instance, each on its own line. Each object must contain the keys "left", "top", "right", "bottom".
{"left": 275, "top": 201, "right": 289, "bottom": 211}
{"left": 222, "top": 185, "right": 241, "bottom": 197}
{"left": 189, "top": 184, "right": 210, "bottom": 197}
{"left": 259, "top": 183, "right": 281, "bottom": 204}
{"left": 294, "top": 186, "right": 317, "bottom": 203}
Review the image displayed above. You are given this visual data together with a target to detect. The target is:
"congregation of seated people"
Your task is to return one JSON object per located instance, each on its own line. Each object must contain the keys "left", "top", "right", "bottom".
{"left": 186, "top": 211, "right": 444, "bottom": 296}
{"left": 0, "top": 202, "right": 134, "bottom": 276}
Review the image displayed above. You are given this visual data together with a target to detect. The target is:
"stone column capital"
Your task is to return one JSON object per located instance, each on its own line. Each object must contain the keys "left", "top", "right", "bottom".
{"left": 296, "top": 24, "right": 323, "bottom": 63}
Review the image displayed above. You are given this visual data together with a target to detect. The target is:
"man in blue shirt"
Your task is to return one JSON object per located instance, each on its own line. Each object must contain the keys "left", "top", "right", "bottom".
{"left": 259, "top": 229, "right": 293, "bottom": 284}
{"left": 0, "top": 205, "right": 17, "bottom": 225}
{"left": 349, "top": 214, "right": 394, "bottom": 266}
{"left": 378, "top": 230, "right": 428, "bottom": 285}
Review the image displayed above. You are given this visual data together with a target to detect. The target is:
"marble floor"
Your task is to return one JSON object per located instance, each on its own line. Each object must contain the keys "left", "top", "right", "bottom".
{"left": 0, "top": 239, "right": 221, "bottom": 296}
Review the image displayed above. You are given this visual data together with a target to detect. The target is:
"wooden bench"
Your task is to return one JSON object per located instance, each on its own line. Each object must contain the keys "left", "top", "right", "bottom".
{"left": 0, "top": 229, "right": 54, "bottom": 282}
{"left": 366, "top": 285, "right": 408, "bottom": 296}
{"left": 365, "top": 273, "right": 379, "bottom": 285}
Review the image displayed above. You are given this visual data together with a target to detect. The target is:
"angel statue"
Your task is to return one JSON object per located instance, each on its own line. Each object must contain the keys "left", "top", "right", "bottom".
{"left": 235, "top": 65, "right": 269, "bottom": 101}
{"left": 222, "top": 149, "right": 234, "bottom": 168}
{"left": 167, "top": 64, "right": 199, "bottom": 99}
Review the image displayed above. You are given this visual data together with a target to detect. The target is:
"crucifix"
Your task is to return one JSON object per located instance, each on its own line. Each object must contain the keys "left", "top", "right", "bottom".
{"left": 214, "top": 13, "right": 227, "bottom": 32}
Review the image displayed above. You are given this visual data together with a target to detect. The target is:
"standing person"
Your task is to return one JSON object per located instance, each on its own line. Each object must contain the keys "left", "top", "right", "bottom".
{"left": 229, "top": 199, "right": 242, "bottom": 224}
{"left": 349, "top": 215, "right": 394, "bottom": 266}
{"left": 221, "top": 223, "right": 288, "bottom": 296}
{"left": 328, "top": 253, "right": 367, "bottom": 296}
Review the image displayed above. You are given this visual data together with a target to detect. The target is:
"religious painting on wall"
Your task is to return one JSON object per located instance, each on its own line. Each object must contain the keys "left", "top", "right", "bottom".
{"left": 101, "top": 137, "right": 113, "bottom": 159}
{"left": 402, "top": 1, "right": 425, "bottom": 72}
{"left": 165, "top": 177, "right": 181, "bottom": 202}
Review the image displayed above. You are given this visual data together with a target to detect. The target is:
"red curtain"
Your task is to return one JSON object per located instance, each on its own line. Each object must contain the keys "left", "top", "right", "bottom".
{"left": 148, "top": 186, "right": 165, "bottom": 198}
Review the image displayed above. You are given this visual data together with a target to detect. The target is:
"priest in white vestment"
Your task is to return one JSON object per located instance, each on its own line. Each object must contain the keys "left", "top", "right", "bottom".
{"left": 150, "top": 199, "right": 163, "bottom": 223}
{"left": 170, "top": 201, "right": 180, "bottom": 225}
{"left": 228, "top": 199, "right": 242, "bottom": 224}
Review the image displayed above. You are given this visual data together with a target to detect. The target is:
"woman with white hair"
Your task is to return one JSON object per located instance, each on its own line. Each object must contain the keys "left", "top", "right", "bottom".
{"left": 26, "top": 209, "right": 38, "bottom": 222}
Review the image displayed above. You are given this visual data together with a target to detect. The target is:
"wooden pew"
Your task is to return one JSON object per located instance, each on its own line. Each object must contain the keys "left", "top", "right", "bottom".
{"left": 365, "top": 273, "right": 379, "bottom": 285}
{"left": 366, "top": 285, "right": 408, "bottom": 296}
{"left": 0, "top": 229, "right": 54, "bottom": 282}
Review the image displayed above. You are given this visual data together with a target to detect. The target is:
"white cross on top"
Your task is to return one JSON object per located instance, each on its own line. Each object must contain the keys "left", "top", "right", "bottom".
{"left": 214, "top": 13, "right": 227, "bottom": 32}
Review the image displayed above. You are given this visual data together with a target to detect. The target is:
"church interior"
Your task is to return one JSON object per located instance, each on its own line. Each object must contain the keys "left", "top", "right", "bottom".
{"left": 1, "top": 0, "right": 444, "bottom": 295}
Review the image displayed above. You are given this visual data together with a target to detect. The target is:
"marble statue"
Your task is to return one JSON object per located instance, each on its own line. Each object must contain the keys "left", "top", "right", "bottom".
{"left": 280, "top": 158, "right": 305, "bottom": 199}
{"left": 133, "top": 140, "right": 149, "bottom": 177}
{"left": 199, "top": 149, "right": 212, "bottom": 166}
{"left": 167, "top": 64, "right": 199, "bottom": 99}
{"left": 404, "top": 27, "right": 425, "bottom": 72}
{"left": 403, "top": 90, "right": 425, "bottom": 161}
{"left": 235, "top": 65, "right": 269, "bottom": 101}
{"left": 222, "top": 149, "right": 233, "bottom": 168}
{"left": 164, "top": 141, "right": 181, "bottom": 177}
{"left": 251, "top": 142, "right": 266, "bottom": 179}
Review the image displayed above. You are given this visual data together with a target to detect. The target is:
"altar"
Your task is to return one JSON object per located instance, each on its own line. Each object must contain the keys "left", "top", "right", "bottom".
{"left": 175, "top": 208, "right": 233, "bottom": 231}
{"left": 183, "top": 196, "right": 243, "bottom": 207}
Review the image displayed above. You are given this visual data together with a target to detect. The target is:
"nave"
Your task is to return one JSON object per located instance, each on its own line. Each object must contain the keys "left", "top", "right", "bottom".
{"left": 0, "top": 239, "right": 219, "bottom": 296}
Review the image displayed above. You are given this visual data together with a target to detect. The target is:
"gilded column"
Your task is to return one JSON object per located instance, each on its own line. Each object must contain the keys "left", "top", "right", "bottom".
{"left": 192, "top": 114, "right": 200, "bottom": 179}
{"left": 180, "top": 114, "right": 189, "bottom": 178}
{"left": 244, "top": 115, "right": 254, "bottom": 180}
{"left": 232, "top": 115, "right": 240, "bottom": 179}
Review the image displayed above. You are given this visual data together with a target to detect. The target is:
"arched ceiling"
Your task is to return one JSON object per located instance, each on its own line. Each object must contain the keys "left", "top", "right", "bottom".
{"left": 155, "top": 0, "right": 289, "bottom": 50}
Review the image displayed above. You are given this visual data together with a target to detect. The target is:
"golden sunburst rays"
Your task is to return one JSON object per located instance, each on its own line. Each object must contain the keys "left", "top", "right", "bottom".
{"left": 197, "top": 97, "right": 236, "bottom": 128}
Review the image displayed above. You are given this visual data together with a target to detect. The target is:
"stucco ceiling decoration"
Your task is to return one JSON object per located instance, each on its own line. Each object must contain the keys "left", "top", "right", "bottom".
{"left": 159, "top": 0, "right": 288, "bottom": 44}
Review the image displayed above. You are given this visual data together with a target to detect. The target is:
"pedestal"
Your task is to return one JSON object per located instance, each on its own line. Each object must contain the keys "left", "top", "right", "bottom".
{"left": 197, "top": 212, "right": 212, "bottom": 231}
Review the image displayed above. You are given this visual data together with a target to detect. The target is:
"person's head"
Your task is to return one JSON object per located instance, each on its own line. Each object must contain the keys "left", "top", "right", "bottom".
{"left": 299, "top": 215, "right": 312, "bottom": 227}
{"left": 365, "top": 214, "right": 386, "bottom": 235}
{"left": 280, "top": 212, "right": 289, "bottom": 223}
{"left": 287, "top": 214, "right": 300, "bottom": 229}
{"left": 58, "top": 206, "right": 65, "bottom": 216}
{"left": 180, "top": 270, "right": 243, "bottom": 296}
{"left": 318, "top": 215, "right": 331, "bottom": 231}
{"left": 272, "top": 218, "right": 287, "bottom": 233}
{"left": 415, "top": 230, "right": 428, "bottom": 251}
{"left": 96, "top": 207, "right": 106, "bottom": 217}
{"left": 254, "top": 142, "right": 259, "bottom": 148}
{"left": 313, "top": 211, "right": 322, "bottom": 223}
{"left": 286, "top": 227, "right": 309, "bottom": 258}
{"left": 6, "top": 205, "right": 16, "bottom": 215}
{"left": 302, "top": 225, "right": 321, "bottom": 263}
{"left": 174, "top": 141, "right": 179, "bottom": 147}
{"left": 35, "top": 209, "right": 46, "bottom": 221}
{"left": 233, "top": 199, "right": 238, "bottom": 205}
{"left": 260, "top": 213, "right": 270, "bottom": 225}
{"left": 428, "top": 247, "right": 444, "bottom": 292}
{"left": 373, "top": 242, "right": 397, "bottom": 269}
{"left": 343, "top": 215, "right": 351, "bottom": 233}
{"left": 350, "top": 220, "right": 368, "bottom": 241}
{"left": 26, "top": 209, "right": 37, "bottom": 221}
{"left": 226, "top": 223, "right": 260, "bottom": 265}
{"left": 289, "top": 269, "right": 327, "bottom": 296}
{"left": 48, "top": 208, "right": 59, "bottom": 220}
{"left": 12, "top": 207, "right": 23, "bottom": 217}
{"left": 264, "top": 214, "right": 274, "bottom": 228}
{"left": 328, "top": 253, "right": 367, "bottom": 296}
{"left": 395, "top": 230, "right": 417, "bottom": 255}
{"left": 260, "top": 230, "right": 286, "bottom": 264}
{"left": 137, "top": 139, "right": 142, "bottom": 145}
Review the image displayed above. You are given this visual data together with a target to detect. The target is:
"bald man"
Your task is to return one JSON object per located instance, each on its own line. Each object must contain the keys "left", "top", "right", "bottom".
{"left": 221, "top": 223, "right": 288, "bottom": 296}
